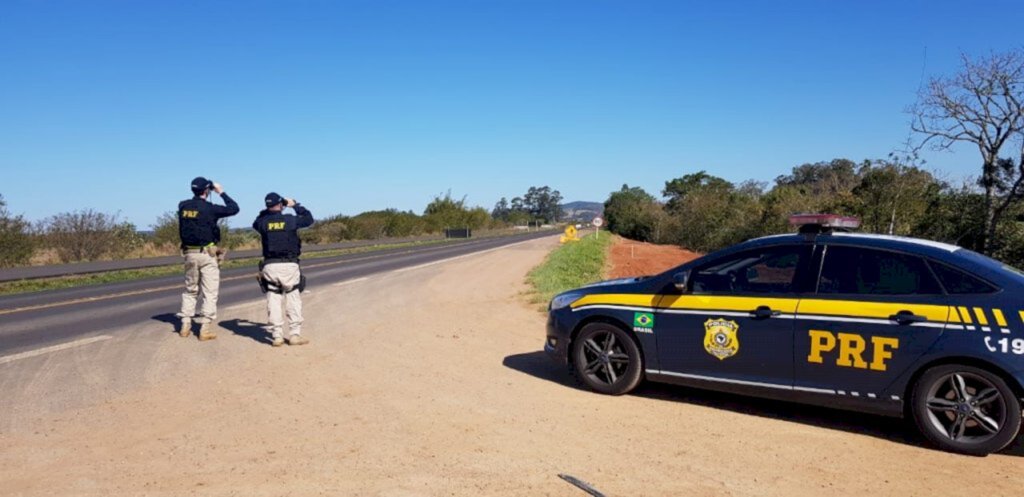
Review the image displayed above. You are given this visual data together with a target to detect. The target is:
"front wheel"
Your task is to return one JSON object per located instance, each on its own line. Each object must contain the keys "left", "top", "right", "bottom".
{"left": 910, "top": 364, "right": 1022, "bottom": 456}
{"left": 571, "top": 323, "right": 643, "bottom": 395}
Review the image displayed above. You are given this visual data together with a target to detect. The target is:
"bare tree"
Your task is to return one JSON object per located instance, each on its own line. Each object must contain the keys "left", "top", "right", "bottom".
{"left": 911, "top": 49, "right": 1024, "bottom": 252}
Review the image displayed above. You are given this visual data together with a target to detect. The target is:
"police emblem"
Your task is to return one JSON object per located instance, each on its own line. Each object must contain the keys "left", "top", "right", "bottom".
{"left": 703, "top": 318, "right": 739, "bottom": 360}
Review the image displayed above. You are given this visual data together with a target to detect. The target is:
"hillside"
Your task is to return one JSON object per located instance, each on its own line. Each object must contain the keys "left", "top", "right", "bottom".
{"left": 561, "top": 201, "right": 603, "bottom": 222}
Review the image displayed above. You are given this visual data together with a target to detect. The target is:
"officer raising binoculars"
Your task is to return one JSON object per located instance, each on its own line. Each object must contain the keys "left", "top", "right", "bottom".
{"left": 176, "top": 177, "right": 240, "bottom": 340}
{"left": 253, "top": 192, "right": 315, "bottom": 347}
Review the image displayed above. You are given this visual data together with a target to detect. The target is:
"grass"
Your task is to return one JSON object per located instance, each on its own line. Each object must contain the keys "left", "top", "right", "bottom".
{"left": 0, "top": 239, "right": 456, "bottom": 296}
{"left": 526, "top": 232, "right": 614, "bottom": 307}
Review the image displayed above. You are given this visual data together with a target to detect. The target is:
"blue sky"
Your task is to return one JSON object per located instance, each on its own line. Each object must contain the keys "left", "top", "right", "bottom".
{"left": 2, "top": 0, "right": 1022, "bottom": 227}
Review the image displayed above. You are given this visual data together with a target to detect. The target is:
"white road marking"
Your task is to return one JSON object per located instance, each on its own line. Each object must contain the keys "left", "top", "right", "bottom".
{"left": 0, "top": 335, "right": 113, "bottom": 365}
{"left": 391, "top": 238, "right": 540, "bottom": 274}
{"left": 332, "top": 277, "right": 369, "bottom": 287}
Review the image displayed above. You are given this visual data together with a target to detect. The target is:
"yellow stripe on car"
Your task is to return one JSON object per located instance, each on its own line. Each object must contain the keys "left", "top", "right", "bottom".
{"left": 993, "top": 309, "right": 1008, "bottom": 327}
{"left": 973, "top": 307, "right": 989, "bottom": 325}
{"left": 796, "top": 299, "right": 949, "bottom": 322}
{"left": 959, "top": 307, "right": 973, "bottom": 324}
{"left": 569, "top": 293, "right": 661, "bottom": 309}
{"left": 657, "top": 295, "right": 799, "bottom": 313}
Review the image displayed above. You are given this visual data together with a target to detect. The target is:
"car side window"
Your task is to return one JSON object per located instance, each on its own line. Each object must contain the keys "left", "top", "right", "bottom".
{"left": 928, "top": 261, "right": 998, "bottom": 294}
{"left": 691, "top": 246, "right": 806, "bottom": 294}
{"left": 818, "top": 245, "right": 942, "bottom": 295}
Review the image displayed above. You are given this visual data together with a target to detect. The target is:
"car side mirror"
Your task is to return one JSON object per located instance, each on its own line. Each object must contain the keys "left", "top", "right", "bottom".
{"left": 672, "top": 271, "right": 690, "bottom": 292}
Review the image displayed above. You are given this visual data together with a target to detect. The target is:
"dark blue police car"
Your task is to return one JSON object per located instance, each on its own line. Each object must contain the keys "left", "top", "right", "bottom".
{"left": 545, "top": 215, "right": 1024, "bottom": 455}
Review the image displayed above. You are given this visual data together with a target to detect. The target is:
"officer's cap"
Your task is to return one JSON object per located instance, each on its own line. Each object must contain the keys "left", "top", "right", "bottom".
{"left": 265, "top": 192, "right": 284, "bottom": 208}
{"left": 191, "top": 176, "right": 212, "bottom": 194}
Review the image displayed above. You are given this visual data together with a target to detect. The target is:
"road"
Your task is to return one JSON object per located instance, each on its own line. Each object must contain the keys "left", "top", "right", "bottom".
{"left": 2, "top": 233, "right": 1022, "bottom": 496}
{"left": 0, "top": 232, "right": 552, "bottom": 358}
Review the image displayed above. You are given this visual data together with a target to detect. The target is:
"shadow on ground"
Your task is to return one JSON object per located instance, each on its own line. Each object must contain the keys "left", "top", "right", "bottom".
{"left": 219, "top": 318, "right": 272, "bottom": 345}
{"left": 151, "top": 313, "right": 188, "bottom": 336}
{"left": 502, "top": 350, "right": 1024, "bottom": 457}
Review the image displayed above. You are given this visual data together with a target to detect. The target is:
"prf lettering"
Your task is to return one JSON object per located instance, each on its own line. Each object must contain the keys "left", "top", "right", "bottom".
{"left": 267, "top": 222, "right": 286, "bottom": 230}
{"left": 181, "top": 210, "right": 199, "bottom": 219}
{"left": 807, "top": 330, "right": 899, "bottom": 372}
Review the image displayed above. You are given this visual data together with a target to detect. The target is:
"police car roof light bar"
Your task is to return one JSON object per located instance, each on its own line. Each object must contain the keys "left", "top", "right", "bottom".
{"left": 789, "top": 214, "right": 861, "bottom": 235}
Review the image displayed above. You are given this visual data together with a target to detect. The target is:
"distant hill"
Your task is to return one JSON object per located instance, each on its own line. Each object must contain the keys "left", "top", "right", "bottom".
{"left": 561, "top": 201, "right": 603, "bottom": 223}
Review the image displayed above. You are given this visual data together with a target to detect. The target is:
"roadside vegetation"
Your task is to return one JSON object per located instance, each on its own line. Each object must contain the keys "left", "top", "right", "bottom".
{"left": 0, "top": 238, "right": 456, "bottom": 296}
{"left": 0, "top": 187, "right": 563, "bottom": 269}
{"left": 526, "top": 232, "right": 613, "bottom": 307}
{"left": 605, "top": 49, "right": 1024, "bottom": 267}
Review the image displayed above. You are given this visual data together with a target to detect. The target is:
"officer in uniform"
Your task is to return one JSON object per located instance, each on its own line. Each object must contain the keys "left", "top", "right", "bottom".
{"left": 176, "top": 177, "right": 240, "bottom": 340}
{"left": 253, "top": 193, "right": 314, "bottom": 347}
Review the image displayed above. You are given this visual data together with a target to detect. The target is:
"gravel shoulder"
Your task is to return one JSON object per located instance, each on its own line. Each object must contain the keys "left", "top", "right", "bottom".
{"left": 1, "top": 236, "right": 1021, "bottom": 496}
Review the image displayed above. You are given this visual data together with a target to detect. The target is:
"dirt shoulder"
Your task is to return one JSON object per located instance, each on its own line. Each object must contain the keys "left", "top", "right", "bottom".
{"left": 0, "top": 236, "right": 1021, "bottom": 496}
{"left": 607, "top": 236, "right": 701, "bottom": 278}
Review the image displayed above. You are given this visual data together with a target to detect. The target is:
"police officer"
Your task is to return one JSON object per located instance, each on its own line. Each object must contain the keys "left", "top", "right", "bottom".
{"left": 253, "top": 193, "right": 314, "bottom": 347}
{"left": 176, "top": 177, "right": 240, "bottom": 340}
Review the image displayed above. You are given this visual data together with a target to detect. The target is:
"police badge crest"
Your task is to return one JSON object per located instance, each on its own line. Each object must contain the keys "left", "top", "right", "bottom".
{"left": 703, "top": 318, "right": 739, "bottom": 360}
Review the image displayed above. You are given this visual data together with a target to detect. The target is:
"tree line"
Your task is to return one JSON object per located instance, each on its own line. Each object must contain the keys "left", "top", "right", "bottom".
{"left": 606, "top": 48, "right": 1024, "bottom": 266}
{"left": 0, "top": 186, "right": 563, "bottom": 267}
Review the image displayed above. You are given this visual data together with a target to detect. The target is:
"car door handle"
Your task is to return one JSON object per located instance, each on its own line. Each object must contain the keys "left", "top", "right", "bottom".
{"left": 750, "top": 306, "right": 781, "bottom": 319}
{"left": 889, "top": 310, "right": 927, "bottom": 325}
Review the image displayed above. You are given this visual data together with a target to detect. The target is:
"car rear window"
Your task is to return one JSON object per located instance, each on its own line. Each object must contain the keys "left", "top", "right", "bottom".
{"left": 928, "top": 261, "right": 998, "bottom": 294}
{"left": 818, "top": 245, "right": 943, "bottom": 295}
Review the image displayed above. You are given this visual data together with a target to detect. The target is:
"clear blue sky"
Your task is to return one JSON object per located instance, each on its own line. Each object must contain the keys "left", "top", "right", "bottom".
{"left": 2, "top": 0, "right": 1022, "bottom": 227}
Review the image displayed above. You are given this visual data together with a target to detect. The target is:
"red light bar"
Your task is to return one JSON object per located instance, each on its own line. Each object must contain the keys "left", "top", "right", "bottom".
{"left": 789, "top": 214, "right": 861, "bottom": 229}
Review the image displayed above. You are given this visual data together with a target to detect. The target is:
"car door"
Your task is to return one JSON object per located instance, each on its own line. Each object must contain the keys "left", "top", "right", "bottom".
{"left": 654, "top": 243, "right": 813, "bottom": 386}
{"left": 793, "top": 244, "right": 949, "bottom": 399}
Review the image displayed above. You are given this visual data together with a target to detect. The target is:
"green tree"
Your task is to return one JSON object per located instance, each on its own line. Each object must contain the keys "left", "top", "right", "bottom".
{"left": 851, "top": 161, "right": 943, "bottom": 236}
{"left": 603, "top": 184, "right": 663, "bottom": 242}
{"left": 151, "top": 211, "right": 180, "bottom": 248}
{"left": 0, "top": 195, "right": 35, "bottom": 267}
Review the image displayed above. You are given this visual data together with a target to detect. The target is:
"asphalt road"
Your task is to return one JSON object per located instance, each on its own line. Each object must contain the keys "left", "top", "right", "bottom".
{"left": 0, "top": 232, "right": 554, "bottom": 358}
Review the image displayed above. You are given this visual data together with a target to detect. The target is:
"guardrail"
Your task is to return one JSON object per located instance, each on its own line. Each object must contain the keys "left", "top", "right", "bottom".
{"left": 0, "top": 229, "right": 557, "bottom": 282}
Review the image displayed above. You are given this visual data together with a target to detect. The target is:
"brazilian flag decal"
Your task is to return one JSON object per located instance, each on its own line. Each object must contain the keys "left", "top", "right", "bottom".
{"left": 633, "top": 312, "right": 654, "bottom": 329}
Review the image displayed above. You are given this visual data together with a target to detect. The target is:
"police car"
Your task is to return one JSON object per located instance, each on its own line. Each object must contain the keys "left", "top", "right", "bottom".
{"left": 545, "top": 215, "right": 1024, "bottom": 455}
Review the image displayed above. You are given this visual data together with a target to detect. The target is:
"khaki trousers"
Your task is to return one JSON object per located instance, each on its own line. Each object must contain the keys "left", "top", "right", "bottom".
{"left": 261, "top": 262, "right": 303, "bottom": 339}
{"left": 177, "top": 251, "right": 220, "bottom": 324}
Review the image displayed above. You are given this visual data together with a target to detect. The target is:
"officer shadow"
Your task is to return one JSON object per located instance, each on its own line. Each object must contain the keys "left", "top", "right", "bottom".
{"left": 219, "top": 318, "right": 273, "bottom": 345}
{"left": 151, "top": 313, "right": 188, "bottom": 335}
{"left": 501, "top": 350, "right": 1024, "bottom": 457}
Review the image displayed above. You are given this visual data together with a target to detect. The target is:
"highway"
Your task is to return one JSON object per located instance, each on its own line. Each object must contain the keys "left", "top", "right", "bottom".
{"left": 0, "top": 232, "right": 554, "bottom": 358}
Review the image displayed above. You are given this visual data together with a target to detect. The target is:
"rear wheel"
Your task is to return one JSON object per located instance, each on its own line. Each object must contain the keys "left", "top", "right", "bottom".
{"left": 910, "top": 364, "right": 1022, "bottom": 456}
{"left": 571, "top": 323, "right": 643, "bottom": 395}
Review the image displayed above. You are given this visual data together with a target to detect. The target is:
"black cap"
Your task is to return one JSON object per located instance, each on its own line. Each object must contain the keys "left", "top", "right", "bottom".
{"left": 191, "top": 176, "right": 212, "bottom": 194}
{"left": 265, "top": 192, "right": 284, "bottom": 208}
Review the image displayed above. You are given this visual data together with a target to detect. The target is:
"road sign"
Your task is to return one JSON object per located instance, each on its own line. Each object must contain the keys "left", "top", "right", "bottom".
{"left": 593, "top": 216, "right": 604, "bottom": 227}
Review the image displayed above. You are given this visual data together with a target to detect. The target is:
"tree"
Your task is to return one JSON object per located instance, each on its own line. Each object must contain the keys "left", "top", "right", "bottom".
{"left": 521, "top": 186, "right": 563, "bottom": 223}
{"left": 491, "top": 197, "right": 511, "bottom": 221}
{"left": 0, "top": 195, "right": 35, "bottom": 267}
{"left": 40, "top": 209, "right": 142, "bottom": 263}
{"left": 911, "top": 49, "right": 1024, "bottom": 252}
{"left": 603, "top": 184, "right": 669, "bottom": 242}
{"left": 151, "top": 211, "right": 180, "bottom": 248}
{"left": 851, "top": 160, "right": 943, "bottom": 236}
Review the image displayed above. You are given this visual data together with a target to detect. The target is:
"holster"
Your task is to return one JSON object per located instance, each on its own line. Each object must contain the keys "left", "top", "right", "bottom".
{"left": 207, "top": 245, "right": 227, "bottom": 263}
{"left": 256, "top": 266, "right": 305, "bottom": 294}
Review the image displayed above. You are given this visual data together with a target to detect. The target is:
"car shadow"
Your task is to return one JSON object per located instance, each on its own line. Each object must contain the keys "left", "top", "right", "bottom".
{"left": 219, "top": 318, "right": 273, "bottom": 345}
{"left": 502, "top": 350, "right": 1024, "bottom": 457}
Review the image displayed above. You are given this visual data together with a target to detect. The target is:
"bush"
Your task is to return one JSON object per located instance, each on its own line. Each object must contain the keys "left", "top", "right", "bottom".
{"left": 0, "top": 195, "right": 35, "bottom": 267}
{"left": 39, "top": 209, "right": 143, "bottom": 263}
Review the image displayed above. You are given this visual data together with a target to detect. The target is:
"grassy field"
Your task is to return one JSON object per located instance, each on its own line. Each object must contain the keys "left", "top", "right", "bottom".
{"left": 526, "top": 232, "right": 613, "bottom": 306}
{"left": 0, "top": 239, "right": 454, "bottom": 296}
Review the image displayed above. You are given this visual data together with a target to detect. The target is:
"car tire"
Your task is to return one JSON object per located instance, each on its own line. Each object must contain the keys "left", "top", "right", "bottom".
{"left": 571, "top": 322, "right": 643, "bottom": 395}
{"left": 910, "top": 364, "right": 1022, "bottom": 456}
